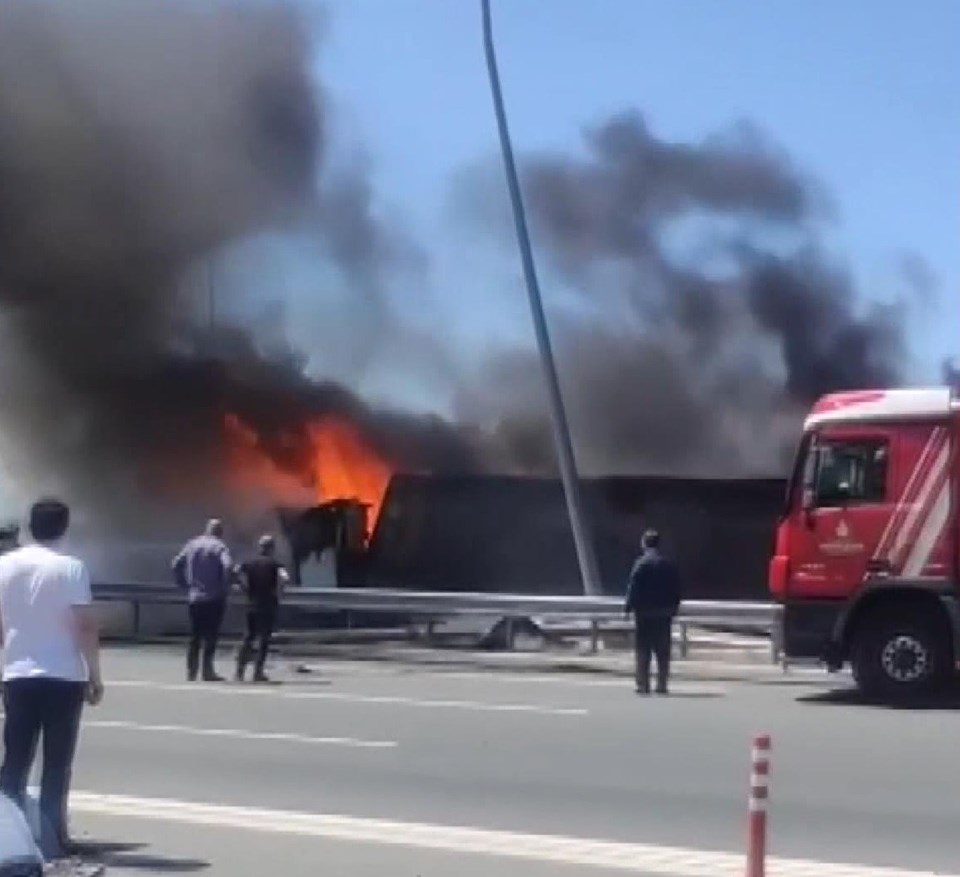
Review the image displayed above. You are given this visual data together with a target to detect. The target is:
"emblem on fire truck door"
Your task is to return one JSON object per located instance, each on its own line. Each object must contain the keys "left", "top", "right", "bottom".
{"left": 819, "top": 518, "right": 864, "bottom": 556}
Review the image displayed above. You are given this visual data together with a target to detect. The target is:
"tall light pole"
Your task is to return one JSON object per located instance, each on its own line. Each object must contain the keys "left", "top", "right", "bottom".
{"left": 481, "top": 0, "right": 602, "bottom": 597}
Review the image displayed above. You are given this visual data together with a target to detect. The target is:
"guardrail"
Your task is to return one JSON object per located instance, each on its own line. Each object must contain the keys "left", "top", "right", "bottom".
{"left": 92, "top": 582, "right": 784, "bottom": 663}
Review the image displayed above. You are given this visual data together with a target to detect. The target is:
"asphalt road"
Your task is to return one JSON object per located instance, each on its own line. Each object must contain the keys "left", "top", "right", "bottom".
{"left": 30, "top": 646, "right": 960, "bottom": 875}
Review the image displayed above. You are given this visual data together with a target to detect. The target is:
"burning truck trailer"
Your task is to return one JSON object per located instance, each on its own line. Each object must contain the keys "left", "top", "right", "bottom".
{"left": 277, "top": 473, "right": 787, "bottom": 602}
{"left": 84, "top": 473, "right": 786, "bottom": 638}
{"left": 278, "top": 498, "right": 371, "bottom": 587}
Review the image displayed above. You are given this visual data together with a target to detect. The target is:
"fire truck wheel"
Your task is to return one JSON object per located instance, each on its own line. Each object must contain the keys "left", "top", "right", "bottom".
{"left": 851, "top": 611, "right": 949, "bottom": 699}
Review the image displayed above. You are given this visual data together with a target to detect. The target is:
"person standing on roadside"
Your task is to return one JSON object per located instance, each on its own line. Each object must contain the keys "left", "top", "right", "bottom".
{"left": 236, "top": 534, "right": 288, "bottom": 683}
{"left": 0, "top": 498, "right": 104, "bottom": 860}
{"left": 624, "top": 529, "right": 682, "bottom": 695}
{"left": 172, "top": 518, "right": 233, "bottom": 683}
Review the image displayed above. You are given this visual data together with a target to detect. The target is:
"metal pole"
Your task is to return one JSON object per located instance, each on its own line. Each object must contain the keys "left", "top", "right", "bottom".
{"left": 481, "top": 0, "right": 602, "bottom": 597}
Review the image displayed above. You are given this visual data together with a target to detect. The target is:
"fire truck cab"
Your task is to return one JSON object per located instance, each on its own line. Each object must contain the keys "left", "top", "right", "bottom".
{"left": 771, "top": 387, "right": 960, "bottom": 698}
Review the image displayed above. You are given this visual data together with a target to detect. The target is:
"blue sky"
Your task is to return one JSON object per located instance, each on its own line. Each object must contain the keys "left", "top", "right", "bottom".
{"left": 302, "top": 0, "right": 960, "bottom": 401}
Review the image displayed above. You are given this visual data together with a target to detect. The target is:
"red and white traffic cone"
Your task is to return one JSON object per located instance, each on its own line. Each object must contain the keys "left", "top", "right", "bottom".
{"left": 746, "top": 734, "right": 771, "bottom": 877}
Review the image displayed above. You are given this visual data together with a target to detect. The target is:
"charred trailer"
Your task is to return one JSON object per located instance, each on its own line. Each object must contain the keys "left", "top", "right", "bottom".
{"left": 364, "top": 474, "right": 784, "bottom": 599}
{"left": 277, "top": 498, "right": 370, "bottom": 587}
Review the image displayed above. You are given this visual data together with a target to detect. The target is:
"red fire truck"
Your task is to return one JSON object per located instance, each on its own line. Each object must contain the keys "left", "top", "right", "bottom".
{"left": 771, "top": 387, "right": 960, "bottom": 697}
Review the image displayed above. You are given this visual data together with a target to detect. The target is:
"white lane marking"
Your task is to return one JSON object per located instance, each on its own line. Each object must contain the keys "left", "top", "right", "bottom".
{"left": 70, "top": 791, "right": 956, "bottom": 877}
{"left": 83, "top": 720, "right": 396, "bottom": 749}
{"left": 372, "top": 672, "right": 729, "bottom": 693}
{"left": 107, "top": 679, "right": 588, "bottom": 716}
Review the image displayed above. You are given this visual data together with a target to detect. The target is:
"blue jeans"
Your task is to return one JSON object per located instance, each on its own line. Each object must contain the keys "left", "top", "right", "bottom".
{"left": 0, "top": 677, "right": 85, "bottom": 858}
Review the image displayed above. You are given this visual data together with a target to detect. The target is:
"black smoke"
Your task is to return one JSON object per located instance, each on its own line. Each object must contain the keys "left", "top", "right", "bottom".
{"left": 454, "top": 111, "right": 908, "bottom": 475}
{"left": 0, "top": 0, "right": 484, "bottom": 542}
{"left": 0, "top": 0, "right": 922, "bottom": 552}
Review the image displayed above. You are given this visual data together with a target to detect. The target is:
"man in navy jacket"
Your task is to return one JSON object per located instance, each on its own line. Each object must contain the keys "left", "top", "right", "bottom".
{"left": 624, "top": 530, "right": 682, "bottom": 695}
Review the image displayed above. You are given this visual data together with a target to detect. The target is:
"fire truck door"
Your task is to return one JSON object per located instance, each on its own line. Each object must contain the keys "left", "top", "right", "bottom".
{"left": 789, "top": 428, "right": 893, "bottom": 598}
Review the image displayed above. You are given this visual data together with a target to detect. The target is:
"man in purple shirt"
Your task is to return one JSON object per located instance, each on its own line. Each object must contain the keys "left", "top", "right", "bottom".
{"left": 172, "top": 519, "right": 233, "bottom": 682}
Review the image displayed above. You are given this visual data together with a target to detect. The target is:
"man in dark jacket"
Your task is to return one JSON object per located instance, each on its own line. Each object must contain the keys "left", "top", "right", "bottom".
{"left": 172, "top": 519, "right": 234, "bottom": 682}
{"left": 236, "top": 534, "right": 289, "bottom": 683}
{"left": 624, "top": 529, "right": 682, "bottom": 695}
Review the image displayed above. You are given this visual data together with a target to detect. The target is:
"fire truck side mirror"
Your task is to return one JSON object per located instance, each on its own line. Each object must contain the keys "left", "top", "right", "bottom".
{"left": 799, "top": 433, "right": 819, "bottom": 520}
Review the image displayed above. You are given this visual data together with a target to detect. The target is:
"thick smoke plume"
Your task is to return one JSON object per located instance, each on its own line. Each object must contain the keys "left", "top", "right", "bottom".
{"left": 456, "top": 112, "right": 906, "bottom": 475}
{"left": 0, "top": 0, "right": 918, "bottom": 557}
{"left": 0, "top": 0, "right": 484, "bottom": 543}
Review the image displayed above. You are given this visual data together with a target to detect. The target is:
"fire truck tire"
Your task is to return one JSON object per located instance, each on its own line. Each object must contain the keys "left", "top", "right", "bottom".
{"left": 851, "top": 610, "right": 949, "bottom": 699}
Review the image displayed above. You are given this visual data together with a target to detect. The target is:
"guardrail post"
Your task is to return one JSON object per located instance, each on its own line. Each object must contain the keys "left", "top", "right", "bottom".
{"left": 589, "top": 620, "right": 600, "bottom": 654}
{"left": 773, "top": 608, "right": 789, "bottom": 673}
{"left": 679, "top": 621, "right": 689, "bottom": 659}
{"left": 504, "top": 617, "right": 516, "bottom": 650}
{"left": 133, "top": 601, "right": 141, "bottom": 640}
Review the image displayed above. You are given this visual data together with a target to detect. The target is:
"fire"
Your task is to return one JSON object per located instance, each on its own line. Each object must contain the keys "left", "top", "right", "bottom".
{"left": 305, "top": 418, "right": 393, "bottom": 529}
{"left": 223, "top": 412, "right": 393, "bottom": 536}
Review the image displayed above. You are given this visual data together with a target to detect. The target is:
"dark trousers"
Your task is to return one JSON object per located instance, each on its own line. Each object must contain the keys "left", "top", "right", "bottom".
{"left": 188, "top": 598, "right": 227, "bottom": 680}
{"left": 0, "top": 678, "right": 85, "bottom": 858}
{"left": 634, "top": 615, "right": 673, "bottom": 693}
{"left": 237, "top": 604, "right": 276, "bottom": 679}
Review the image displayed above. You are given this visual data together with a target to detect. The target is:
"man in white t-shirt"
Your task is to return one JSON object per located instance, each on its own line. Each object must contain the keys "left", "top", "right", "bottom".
{"left": 0, "top": 498, "right": 103, "bottom": 860}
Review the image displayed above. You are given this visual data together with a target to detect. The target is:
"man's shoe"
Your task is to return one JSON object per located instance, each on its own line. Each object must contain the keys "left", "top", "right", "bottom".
{"left": 202, "top": 672, "right": 225, "bottom": 683}
{"left": 253, "top": 671, "right": 270, "bottom": 683}
{"left": 635, "top": 685, "right": 650, "bottom": 695}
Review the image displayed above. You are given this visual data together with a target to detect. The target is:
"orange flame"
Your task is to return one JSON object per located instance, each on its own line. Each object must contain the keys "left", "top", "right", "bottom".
{"left": 223, "top": 412, "right": 393, "bottom": 537}
{"left": 305, "top": 418, "right": 393, "bottom": 529}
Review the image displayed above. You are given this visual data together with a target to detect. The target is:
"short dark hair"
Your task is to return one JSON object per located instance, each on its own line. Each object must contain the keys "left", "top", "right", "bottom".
{"left": 641, "top": 529, "right": 660, "bottom": 550}
{"left": 29, "top": 498, "right": 70, "bottom": 543}
{"left": 258, "top": 534, "right": 275, "bottom": 555}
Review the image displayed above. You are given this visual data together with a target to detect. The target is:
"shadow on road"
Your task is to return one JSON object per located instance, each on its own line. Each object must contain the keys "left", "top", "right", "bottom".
{"left": 74, "top": 840, "right": 209, "bottom": 872}
{"left": 797, "top": 687, "right": 960, "bottom": 711}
